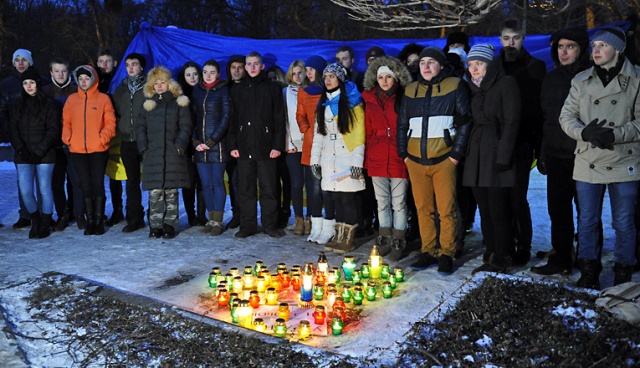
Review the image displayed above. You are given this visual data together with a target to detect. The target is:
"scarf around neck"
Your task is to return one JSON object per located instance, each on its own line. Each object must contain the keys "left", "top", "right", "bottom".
{"left": 322, "top": 80, "right": 362, "bottom": 116}
{"left": 128, "top": 74, "right": 146, "bottom": 95}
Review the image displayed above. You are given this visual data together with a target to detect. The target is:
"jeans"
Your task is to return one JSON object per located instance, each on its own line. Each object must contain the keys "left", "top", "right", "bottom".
{"left": 304, "top": 165, "right": 323, "bottom": 218}
{"left": 196, "top": 162, "right": 227, "bottom": 212}
{"left": 576, "top": 180, "right": 637, "bottom": 265}
{"left": 372, "top": 176, "right": 408, "bottom": 230}
{"left": 16, "top": 163, "right": 55, "bottom": 214}
{"left": 286, "top": 152, "right": 305, "bottom": 217}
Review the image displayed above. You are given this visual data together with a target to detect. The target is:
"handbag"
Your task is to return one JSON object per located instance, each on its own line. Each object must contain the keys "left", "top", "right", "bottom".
{"left": 595, "top": 282, "right": 640, "bottom": 326}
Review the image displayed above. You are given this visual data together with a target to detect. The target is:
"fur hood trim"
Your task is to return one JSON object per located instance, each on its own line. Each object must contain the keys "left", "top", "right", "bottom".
{"left": 363, "top": 56, "right": 413, "bottom": 91}
{"left": 142, "top": 66, "right": 190, "bottom": 111}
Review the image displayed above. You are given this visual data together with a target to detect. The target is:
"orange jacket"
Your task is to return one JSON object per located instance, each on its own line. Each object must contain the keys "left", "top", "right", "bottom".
{"left": 296, "top": 87, "right": 321, "bottom": 166}
{"left": 62, "top": 65, "right": 116, "bottom": 154}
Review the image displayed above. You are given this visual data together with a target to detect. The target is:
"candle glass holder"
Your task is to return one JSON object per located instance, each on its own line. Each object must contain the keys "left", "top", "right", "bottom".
{"left": 352, "top": 269, "right": 363, "bottom": 284}
{"left": 313, "top": 283, "right": 325, "bottom": 301}
{"left": 249, "top": 290, "right": 260, "bottom": 308}
{"left": 253, "top": 318, "right": 266, "bottom": 332}
{"left": 313, "top": 305, "right": 326, "bottom": 325}
{"left": 298, "top": 320, "right": 311, "bottom": 340}
{"left": 274, "top": 318, "right": 287, "bottom": 338}
{"left": 277, "top": 303, "right": 291, "bottom": 321}
{"left": 266, "top": 287, "right": 278, "bottom": 305}
{"left": 381, "top": 263, "right": 391, "bottom": 280}
{"left": 353, "top": 286, "right": 364, "bottom": 305}
{"left": 361, "top": 263, "right": 371, "bottom": 278}
{"left": 342, "top": 256, "right": 356, "bottom": 281}
{"left": 341, "top": 285, "right": 352, "bottom": 303}
{"left": 331, "top": 315, "right": 344, "bottom": 336}
{"left": 394, "top": 268, "right": 405, "bottom": 282}
{"left": 382, "top": 281, "right": 393, "bottom": 298}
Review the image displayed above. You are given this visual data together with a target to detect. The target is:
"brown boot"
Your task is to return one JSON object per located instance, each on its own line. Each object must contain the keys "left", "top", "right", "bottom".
{"left": 202, "top": 211, "right": 215, "bottom": 233}
{"left": 388, "top": 229, "right": 407, "bottom": 261}
{"left": 375, "top": 227, "right": 392, "bottom": 256}
{"left": 303, "top": 216, "right": 311, "bottom": 235}
{"left": 294, "top": 216, "right": 305, "bottom": 235}
{"left": 334, "top": 223, "right": 358, "bottom": 254}
{"left": 209, "top": 211, "right": 224, "bottom": 236}
{"left": 324, "top": 222, "right": 343, "bottom": 251}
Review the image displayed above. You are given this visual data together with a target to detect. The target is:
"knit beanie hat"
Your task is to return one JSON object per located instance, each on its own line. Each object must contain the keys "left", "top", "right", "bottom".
{"left": 21, "top": 67, "right": 40, "bottom": 84}
{"left": 13, "top": 49, "right": 33, "bottom": 66}
{"left": 323, "top": 63, "right": 347, "bottom": 82}
{"left": 468, "top": 44, "right": 495, "bottom": 63}
{"left": 125, "top": 52, "right": 147, "bottom": 69}
{"left": 305, "top": 55, "right": 327, "bottom": 72}
{"left": 76, "top": 66, "right": 92, "bottom": 78}
{"left": 366, "top": 46, "right": 385, "bottom": 60}
{"left": 592, "top": 26, "right": 626, "bottom": 53}
{"left": 228, "top": 54, "right": 246, "bottom": 65}
{"left": 419, "top": 47, "right": 446, "bottom": 67}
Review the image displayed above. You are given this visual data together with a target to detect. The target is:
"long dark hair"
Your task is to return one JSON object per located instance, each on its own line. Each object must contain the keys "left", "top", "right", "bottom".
{"left": 177, "top": 61, "right": 201, "bottom": 97}
{"left": 315, "top": 79, "right": 355, "bottom": 135}
{"left": 15, "top": 79, "right": 49, "bottom": 124}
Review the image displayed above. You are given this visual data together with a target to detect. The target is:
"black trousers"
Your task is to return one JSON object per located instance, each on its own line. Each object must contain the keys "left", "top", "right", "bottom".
{"left": 473, "top": 186, "right": 513, "bottom": 260}
{"left": 237, "top": 158, "right": 278, "bottom": 232}
{"left": 120, "top": 141, "right": 144, "bottom": 221}
{"left": 509, "top": 146, "right": 533, "bottom": 251}
{"left": 328, "top": 191, "right": 358, "bottom": 225}
{"left": 545, "top": 156, "right": 577, "bottom": 268}
{"left": 71, "top": 151, "right": 108, "bottom": 199}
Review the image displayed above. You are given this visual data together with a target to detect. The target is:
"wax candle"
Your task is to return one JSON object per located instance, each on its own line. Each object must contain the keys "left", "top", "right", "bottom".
{"left": 266, "top": 287, "right": 278, "bottom": 305}
{"left": 253, "top": 318, "right": 266, "bottom": 332}
{"left": 381, "top": 263, "right": 390, "bottom": 280}
{"left": 298, "top": 320, "right": 311, "bottom": 340}
{"left": 361, "top": 263, "right": 371, "bottom": 278}
{"left": 353, "top": 286, "right": 364, "bottom": 305}
{"left": 331, "top": 315, "right": 344, "bottom": 336}
{"left": 382, "top": 281, "right": 392, "bottom": 299}
{"left": 394, "top": 267, "right": 405, "bottom": 282}
{"left": 277, "top": 303, "right": 291, "bottom": 321}
{"left": 313, "top": 306, "right": 326, "bottom": 325}
{"left": 249, "top": 290, "right": 260, "bottom": 308}
{"left": 369, "top": 245, "right": 381, "bottom": 279}
{"left": 342, "top": 256, "right": 356, "bottom": 281}
{"left": 274, "top": 318, "right": 287, "bottom": 337}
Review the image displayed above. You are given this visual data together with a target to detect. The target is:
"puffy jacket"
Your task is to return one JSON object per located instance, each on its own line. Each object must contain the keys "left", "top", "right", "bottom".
{"left": 113, "top": 76, "right": 146, "bottom": 142}
{"left": 397, "top": 65, "right": 472, "bottom": 166}
{"left": 137, "top": 78, "right": 193, "bottom": 190}
{"left": 560, "top": 58, "right": 640, "bottom": 184}
{"left": 1, "top": 69, "right": 49, "bottom": 143}
{"left": 228, "top": 72, "right": 286, "bottom": 160}
{"left": 285, "top": 86, "right": 303, "bottom": 151}
{"left": 62, "top": 65, "right": 116, "bottom": 154}
{"left": 10, "top": 95, "right": 60, "bottom": 164}
{"left": 191, "top": 80, "right": 230, "bottom": 163}
{"left": 296, "top": 87, "right": 321, "bottom": 165}
{"left": 462, "top": 61, "right": 521, "bottom": 188}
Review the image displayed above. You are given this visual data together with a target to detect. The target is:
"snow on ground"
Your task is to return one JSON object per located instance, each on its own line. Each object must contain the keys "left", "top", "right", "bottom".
{"left": 0, "top": 160, "right": 636, "bottom": 367}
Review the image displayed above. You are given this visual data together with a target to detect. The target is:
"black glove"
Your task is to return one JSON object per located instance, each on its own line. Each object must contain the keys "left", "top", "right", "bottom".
{"left": 593, "top": 129, "right": 615, "bottom": 150}
{"left": 496, "top": 163, "right": 511, "bottom": 173}
{"left": 350, "top": 166, "right": 363, "bottom": 179}
{"left": 16, "top": 147, "right": 32, "bottom": 162}
{"left": 311, "top": 165, "right": 322, "bottom": 180}
{"left": 536, "top": 158, "right": 547, "bottom": 176}
{"left": 581, "top": 118, "right": 607, "bottom": 142}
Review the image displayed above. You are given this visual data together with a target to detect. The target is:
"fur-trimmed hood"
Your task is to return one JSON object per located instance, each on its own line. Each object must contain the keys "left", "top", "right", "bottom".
{"left": 363, "top": 56, "right": 413, "bottom": 91}
{"left": 142, "top": 66, "right": 190, "bottom": 111}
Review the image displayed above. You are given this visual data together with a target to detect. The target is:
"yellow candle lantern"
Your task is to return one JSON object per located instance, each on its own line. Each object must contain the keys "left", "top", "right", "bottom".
{"left": 229, "top": 267, "right": 239, "bottom": 277}
{"left": 369, "top": 245, "right": 382, "bottom": 279}
{"left": 291, "top": 265, "right": 301, "bottom": 274}
{"left": 253, "top": 318, "right": 266, "bottom": 332}
{"left": 266, "top": 287, "right": 278, "bottom": 305}
{"left": 277, "top": 303, "right": 291, "bottom": 321}
{"left": 237, "top": 300, "right": 253, "bottom": 328}
{"left": 271, "top": 274, "right": 282, "bottom": 291}
{"left": 327, "top": 269, "right": 337, "bottom": 285}
{"left": 243, "top": 273, "right": 255, "bottom": 289}
{"left": 297, "top": 320, "right": 311, "bottom": 340}
{"left": 232, "top": 276, "right": 243, "bottom": 293}
{"left": 256, "top": 276, "right": 267, "bottom": 292}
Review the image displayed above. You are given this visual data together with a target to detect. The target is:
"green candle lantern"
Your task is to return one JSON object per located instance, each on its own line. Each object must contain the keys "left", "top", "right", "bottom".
{"left": 208, "top": 271, "right": 218, "bottom": 288}
{"left": 361, "top": 263, "right": 371, "bottom": 278}
{"left": 331, "top": 315, "right": 344, "bottom": 336}
{"left": 381, "top": 263, "right": 391, "bottom": 279}
{"left": 353, "top": 286, "right": 364, "bottom": 305}
{"left": 394, "top": 268, "right": 404, "bottom": 282}
{"left": 274, "top": 318, "right": 287, "bottom": 338}
{"left": 332, "top": 267, "right": 342, "bottom": 283}
{"left": 254, "top": 261, "right": 264, "bottom": 276}
{"left": 366, "top": 280, "right": 377, "bottom": 301}
{"left": 389, "top": 273, "right": 397, "bottom": 289}
{"left": 341, "top": 284, "right": 352, "bottom": 303}
{"left": 230, "top": 298, "right": 240, "bottom": 323}
{"left": 342, "top": 256, "right": 356, "bottom": 281}
{"left": 352, "top": 269, "right": 363, "bottom": 284}
{"left": 313, "top": 283, "right": 325, "bottom": 301}
{"left": 382, "top": 281, "right": 392, "bottom": 298}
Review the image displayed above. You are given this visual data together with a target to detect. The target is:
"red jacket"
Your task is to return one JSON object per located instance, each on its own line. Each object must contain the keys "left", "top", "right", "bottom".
{"left": 296, "top": 87, "right": 321, "bottom": 166}
{"left": 362, "top": 89, "right": 408, "bottom": 178}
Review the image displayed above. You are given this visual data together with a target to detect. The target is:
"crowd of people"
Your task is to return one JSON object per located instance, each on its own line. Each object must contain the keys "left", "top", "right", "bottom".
{"left": 1, "top": 18, "right": 638, "bottom": 289}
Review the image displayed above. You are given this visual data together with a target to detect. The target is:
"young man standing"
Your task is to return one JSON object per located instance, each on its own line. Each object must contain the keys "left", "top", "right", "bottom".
{"left": 498, "top": 19, "right": 547, "bottom": 266}
{"left": 112, "top": 53, "right": 147, "bottom": 232}
{"left": 228, "top": 51, "right": 286, "bottom": 238}
{"left": 336, "top": 46, "right": 364, "bottom": 92}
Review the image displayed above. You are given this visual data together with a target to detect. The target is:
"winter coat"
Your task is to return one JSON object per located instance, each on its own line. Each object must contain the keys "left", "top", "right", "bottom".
{"left": 43, "top": 78, "right": 78, "bottom": 148}
{"left": 137, "top": 77, "right": 193, "bottom": 190}
{"left": 310, "top": 89, "right": 366, "bottom": 192}
{"left": 10, "top": 95, "right": 60, "bottom": 164}
{"left": 362, "top": 56, "right": 412, "bottom": 179}
{"left": 113, "top": 76, "right": 146, "bottom": 142}
{"left": 559, "top": 57, "right": 640, "bottom": 184}
{"left": 62, "top": 65, "right": 116, "bottom": 154}
{"left": 0, "top": 70, "right": 49, "bottom": 142}
{"left": 499, "top": 48, "right": 546, "bottom": 157}
{"left": 228, "top": 72, "right": 286, "bottom": 160}
{"left": 285, "top": 86, "right": 303, "bottom": 151}
{"left": 296, "top": 87, "right": 322, "bottom": 165}
{"left": 397, "top": 65, "right": 472, "bottom": 166}
{"left": 462, "top": 60, "right": 521, "bottom": 188}
{"left": 191, "top": 80, "right": 230, "bottom": 163}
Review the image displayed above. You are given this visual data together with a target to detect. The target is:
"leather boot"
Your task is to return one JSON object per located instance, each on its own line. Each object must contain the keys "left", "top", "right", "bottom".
{"left": 375, "top": 227, "right": 392, "bottom": 256}
{"left": 388, "top": 229, "right": 407, "bottom": 261}
{"left": 613, "top": 263, "right": 634, "bottom": 286}
{"left": 196, "top": 190, "right": 207, "bottom": 226}
{"left": 324, "top": 222, "right": 343, "bottom": 251}
{"left": 576, "top": 259, "right": 601, "bottom": 290}
{"left": 94, "top": 196, "right": 106, "bottom": 235}
{"left": 203, "top": 211, "right": 216, "bottom": 233}
{"left": 84, "top": 198, "right": 95, "bottom": 236}
{"left": 106, "top": 205, "right": 124, "bottom": 226}
{"left": 334, "top": 223, "right": 358, "bottom": 254}
{"left": 28, "top": 212, "right": 41, "bottom": 239}
{"left": 209, "top": 211, "right": 224, "bottom": 236}
{"left": 293, "top": 216, "right": 305, "bottom": 235}
{"left": 38, "top": 213, "right": 52, "bottom": 239}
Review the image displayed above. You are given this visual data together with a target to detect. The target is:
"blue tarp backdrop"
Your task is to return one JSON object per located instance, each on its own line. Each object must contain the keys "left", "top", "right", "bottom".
{"left": 110, "top": 21, "right": 631, "bottom": 94}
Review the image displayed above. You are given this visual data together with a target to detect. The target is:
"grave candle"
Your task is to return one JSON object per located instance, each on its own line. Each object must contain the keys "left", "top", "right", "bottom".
{"left": 266, "top": 287, "right": 278, "bottom": 305}
{"left": 274, "top": 318, "right": 287, "bottom": 337}
{"left": 224, "top": 273, "right": 233, "bottom": 285}
{"left": 291, "top": 265, "right": 301, "bottom": 274}
{"left": 394, "top": 267, "right": 404, "bottom": 282}
{"left": 389, "top": 273, "right": 397, "bottom": 289}
{"left": 327, "top": 269, "right": 337, "bottom": 285}
{"left": 361, "top": 263, "right": 371, "bottom": 278}
{"left": 256, "top": 276, "right": 266, "bottom": 292}
{"left": 232, "top": 276, "right": 243, "bottom": 293}
{"left": 353, "top": 286, "right": 364, "bottom": 305}
{"left": 291, "top": 272, "right": 301, "bottom": 291}
{"left": 280, "top": 271, "right": 291, "bottom": 289}
{"left": 382, "top": 281, "right": 392, "bottom": 298}
{"left": 341, "top": 285, "right": 352, "bottom": 303}
{"left": 237, "top": 300, "right": 253, "bottom": 328}
{"left": 270, "top": 274, "right": 282, "bottom": 292}
{"left": 366, "top": 280, "right": 377, "bottom": 301}
{"left": 369, "top": 245, "right": 382, "bottom": 279}
{"left": 331, "top": 315, "right": 344, "bottom": 336}
{"left": 332, "top": 267, "right": 342, "bottom": 283}
{"left": 327, "top": 287, "right": 338, "bottom": 308}
{"left": 333, "top": 297, "right": 346, "bottom": 311}
{"left": 229, "top": 267, "right": 239, "bottom": 277}
{"left": 277, "top": 303, "right": 291, "bottom": 321}
{"left": 217, "top": 288, "right": 229, "bottom": 307}
{"left": 277, "top": 263, "right": 287, "bottom": 275}
{"left": 333, "top": 306, "right": 346, "bottom": 323}
{"left": 297, "top": 320, "right": 311, "bottom": 340}
{"left": 381, "top": 263, "right": 390, "bottom": 280}
{"left": 249, "top": 290, "right": 260, "bottom": 308}
{"left": 253, "top": 261, "right": 264, "bottom": 276}
{"left": 313, "top": 283, "right": 325, "bottom": 301}
{"left": 352, "top": 269, "right": 362, "bottom": 284}
{"left": 300, "top": 263, "right": 314, "bottom": 305}
{"left": 230, "top": 298, "right": 239, "bottom": 323}
{"left": 243, "top": 273, "right": 255, "bottom": 289}
{"left": 313, "top": 306, "right": 326, "bottom": 325}
{"left": 342, "top": 256, "right": 356, "bottom": 281}
{"left": 253, "top": 318, "right": 266, "bottom": 332}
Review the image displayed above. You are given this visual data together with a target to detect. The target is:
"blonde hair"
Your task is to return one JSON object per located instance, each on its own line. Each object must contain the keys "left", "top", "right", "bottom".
{"left": 285, "top": 60, "right": 308, "bottom": 87}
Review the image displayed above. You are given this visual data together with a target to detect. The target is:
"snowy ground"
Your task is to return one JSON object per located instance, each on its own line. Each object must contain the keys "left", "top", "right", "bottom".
{"left": 0, "top": 160, "right": 636, "bottom": 367}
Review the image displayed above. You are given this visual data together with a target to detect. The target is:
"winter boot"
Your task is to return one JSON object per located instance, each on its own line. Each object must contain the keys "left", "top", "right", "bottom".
{"left": 613, "top": 263, "right": 634, "bottom": 286}
{"left": 303, "top": 216, "right": 311, "bottom": 235}
{"left": 306, "top": 217, "right": 324, "bottom": 242}
{"left": 37, "top": 213, "right": 52, "bottom": 239}
{"left": 196, "top": 191, "right": 207, "bottom": 226}
{"left": 106, "top": 205, "right": 124, "bottom": 226}
{"left": 375, "top": 227, "right": 392, "bottom": 256}
{"left": 94, "top": 197, "right": 106, "bottom": 235}
{"left": 576, "top": 259, "right": 601, "bottom": 290}
{"left": 278, "top": 207, "right": 291, "bottom": 229}
{"left": 316, "top": 219, "right": 337, "bottom": 245}
{"left": 203, "top": 211, "right": 216, "bottom": 233}
{"left": 54, "top": 213, "right": 69, "bottom": 232}
{"left": 28, "top": 212, "right": 41, "bottom": 239}
{"left": 334, "top": 223, "right": 358, "bottom": 254}
{"left": 83, "top": 198, "right": 95, "bottom": 236}
{"left": 512, "top": 244, "right": 532, "bottom": 266}
{"left": 325, "top": 222, "right": 344, "bottom": 251}
{"left": 209, "top": 211, "right": 224, "bottom": 236}
{"left": 293, "top": 216, "right": 305, "bottom": 235}
{"left": 388, "top": 229, "right": 407, "bottom": 262}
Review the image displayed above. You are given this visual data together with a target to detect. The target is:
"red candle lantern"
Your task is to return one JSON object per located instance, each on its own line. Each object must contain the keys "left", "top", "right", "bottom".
{"left": 313, "top": 305, "right": 327, "bottom": 325}
{"left": 217, "top": 288, "right": 230, "bottom": 307}
{"left": 249, "top": 290, "right": 260, "bottom": 309}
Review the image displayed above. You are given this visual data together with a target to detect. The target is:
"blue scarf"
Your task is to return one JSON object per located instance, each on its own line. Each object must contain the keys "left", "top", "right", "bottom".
{"left": 322, "top": 80, "right": 362, "bottom": 116}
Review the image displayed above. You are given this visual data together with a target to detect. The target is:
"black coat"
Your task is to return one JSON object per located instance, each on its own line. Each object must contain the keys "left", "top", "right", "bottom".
{"left": 113, "top": 77, "right": 146, "bottom": 142}
{"left": 463, "top": 61, "right": 521, "bottom": 188}
{"left": 137, "top": 89, "right": 193, "bottom": 190}
{"left": 191, "top": 81, "right": 230, "bottom": 163}
{"left": 228, "top": 72, "right": 286, "bottom": 160}
{"left": 10, "top": 95, "right": 60, "bottom": 164}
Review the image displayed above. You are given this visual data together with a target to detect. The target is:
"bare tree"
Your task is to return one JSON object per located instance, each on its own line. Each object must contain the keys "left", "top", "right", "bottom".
{"left": 326, "top": 0, "right": 503, "bottom": 31}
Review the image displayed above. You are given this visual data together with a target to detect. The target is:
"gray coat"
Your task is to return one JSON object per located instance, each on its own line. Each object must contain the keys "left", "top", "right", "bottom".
{"left": 560, "top": 58, "right": 640, "bottom": 184}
